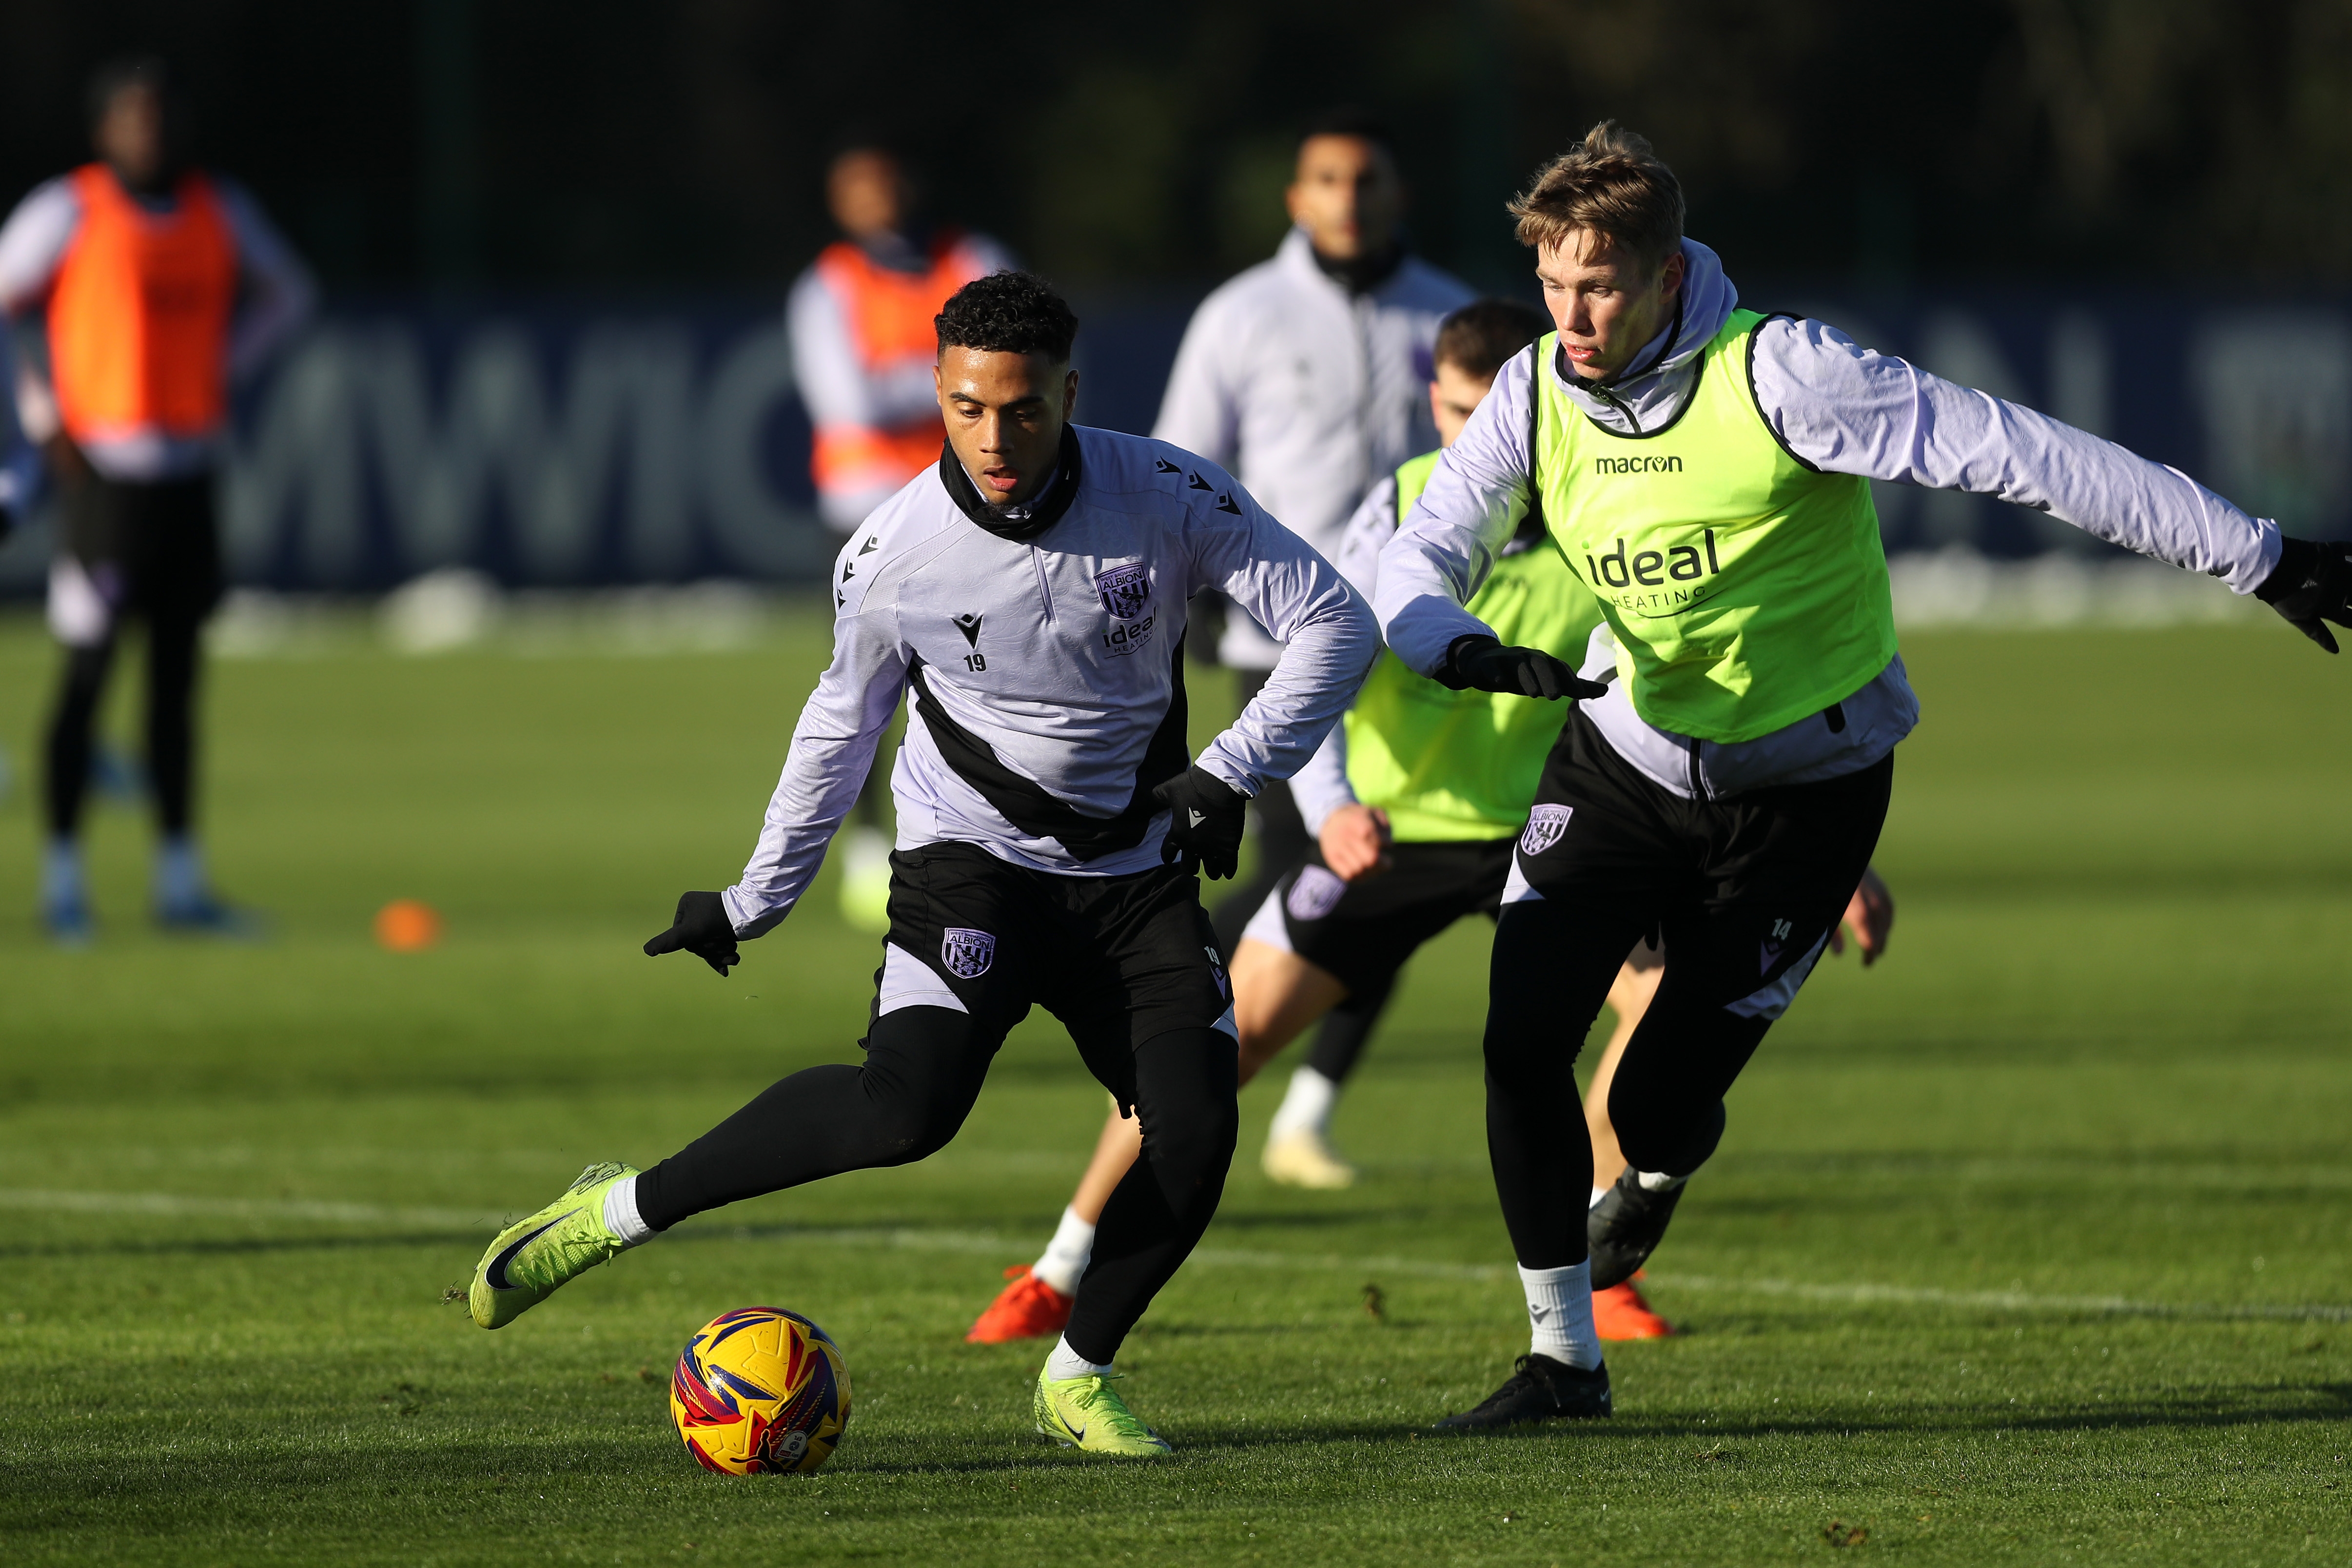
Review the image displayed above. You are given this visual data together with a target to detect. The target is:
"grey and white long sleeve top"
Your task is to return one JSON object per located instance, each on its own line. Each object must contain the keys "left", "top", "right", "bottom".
{"left": 721, "top": 423, "right": 1379, "bottom": 936}
{"left": 1154, "top": 227, "right": 1474, "bottom": 667}
{"left": 1376, "top": 238, "right": 2283, "bottom": 799}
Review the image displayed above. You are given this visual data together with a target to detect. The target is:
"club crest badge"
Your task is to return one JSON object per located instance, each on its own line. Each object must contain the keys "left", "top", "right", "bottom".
{"left": 1519, "top": 804, "right": 1573, "bottom": 856}
{"left": 1095, "top": 563, "right": 1151, "bottom": 622}
{"left": 1285, "top": 864, "right": 1347, "bottom": 922}
{"left": 941, "top": 927, "right": 996, "bottom": 980}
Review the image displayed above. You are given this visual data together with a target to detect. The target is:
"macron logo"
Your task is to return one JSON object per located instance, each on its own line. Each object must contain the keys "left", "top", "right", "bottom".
{"left": 1592, "top": 454, "right": 1683, "bottom": 475}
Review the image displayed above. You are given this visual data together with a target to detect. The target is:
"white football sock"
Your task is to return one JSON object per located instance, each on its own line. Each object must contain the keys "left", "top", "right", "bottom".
{"left": 1030, "top": 1205, "right": 1095, "bottom": 1296}
{"left": 1636, "top": 1169, "right": 1688, "bottom": 1193}
{"left": 603, "top": 1174, "right": 654, "bottom": 1247}
{"left": 1267, "top": 1065, "right": 1340, "bottom": 1141}
{"left": 1043, "top": 1334, "right": 1111, "bottom": 1381}
{"left": 1518, "top": 1261, "right": 1602, "bottom": 1370}
{"left": 1589, "top": 1185, "right": 1611, "bottom": 1211}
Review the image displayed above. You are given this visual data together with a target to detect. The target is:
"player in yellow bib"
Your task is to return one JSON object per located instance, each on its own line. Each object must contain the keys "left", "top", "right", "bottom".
{"left": 966, "top": 299, "right": 1899, "bottom": 1348}
{"left": 1378, "top": 123, "right": 2347, "bottom": 1431}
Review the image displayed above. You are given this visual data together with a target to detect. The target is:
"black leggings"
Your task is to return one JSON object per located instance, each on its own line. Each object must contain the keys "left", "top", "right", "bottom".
{"left": 636, "top": 1013, "right": 1237, "bottom": 1365}
{"left": 1303, "top": 974, "right": 1392, "bottom": 1084}
{"left": 47, "top": 621, "right": 202, "bottom": 838}
{"left": 44, "top": 472, "right": 219, "bottom": 840}
{"left": 1483, "top": 710, "right": 1893, "bottom": 1269}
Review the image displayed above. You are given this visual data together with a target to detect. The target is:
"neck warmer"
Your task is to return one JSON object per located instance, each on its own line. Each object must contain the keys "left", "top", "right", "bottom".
{"left": 937, "top": 422, "right": 1084, "bottom": 543}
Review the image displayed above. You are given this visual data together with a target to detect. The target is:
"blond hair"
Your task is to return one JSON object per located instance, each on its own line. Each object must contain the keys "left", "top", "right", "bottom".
{"left": 1507, "top": 121, "right": 1684, "bottom": 267}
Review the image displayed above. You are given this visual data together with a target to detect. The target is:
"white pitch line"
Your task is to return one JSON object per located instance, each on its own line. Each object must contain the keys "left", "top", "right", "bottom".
{"left": 0, "top": 1187, "right": 494, "bottom": 1231}
{"left": 6, "top": 1187, "right": 2345, "bottom": 1325}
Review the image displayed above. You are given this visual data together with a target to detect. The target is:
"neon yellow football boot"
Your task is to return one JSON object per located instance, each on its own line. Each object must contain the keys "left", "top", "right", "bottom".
{"left": 463, "top": 1161, "right": 639, "bottom": 1329}
{"left": 1033, "top": 1367, "right": 1173, "bottom": 1457}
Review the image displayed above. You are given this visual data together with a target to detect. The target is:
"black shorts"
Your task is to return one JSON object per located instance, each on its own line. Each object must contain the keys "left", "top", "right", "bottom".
{"left": 1509, "top": 705, "right": 1891, "bottom": 1015}
{"left": 59, "top": 471, "right": 222, "bottom": 628}
{"left": 1244, "top": 836, "right": 1516, "bottom": 998}
{"left": 871, "top": 842, "right": 1234, "bottom": 1101}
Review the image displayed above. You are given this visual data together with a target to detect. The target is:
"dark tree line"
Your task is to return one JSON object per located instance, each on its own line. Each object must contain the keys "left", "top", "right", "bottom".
{"left": 2, "top": 0, "right": 2346, "bottom": 292}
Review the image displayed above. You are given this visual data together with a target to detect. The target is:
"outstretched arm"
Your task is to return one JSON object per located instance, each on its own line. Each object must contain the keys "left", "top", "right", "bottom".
{"left": 719, "top": 594, "right": 908, "bottom": 941}
{"left": 1753, "top": 316, "right": 2280, "bottom": 591}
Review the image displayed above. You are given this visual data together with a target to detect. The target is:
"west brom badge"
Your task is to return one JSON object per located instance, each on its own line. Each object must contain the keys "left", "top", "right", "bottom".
{"left": 1094, "top": 563, "right": 1151, "bottom": 622}
{"left": 1519, "top": 804, "right": 1573, "bottom": 856}
{"left": 941, "top": 927, "right": 997, "bottom": 980}
{"left": 1285, "top": 864, "right": 1347, "bottom": 921}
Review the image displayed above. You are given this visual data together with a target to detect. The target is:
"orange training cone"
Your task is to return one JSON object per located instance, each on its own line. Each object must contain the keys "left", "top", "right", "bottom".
{"left": 374, "top": 899, "right": 443, "bottom": 952}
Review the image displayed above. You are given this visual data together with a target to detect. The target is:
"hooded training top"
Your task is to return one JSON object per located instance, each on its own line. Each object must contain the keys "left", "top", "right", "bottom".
{"left": 1154, "top": 227, "right": 1474, "bottom": 668}
{"left": 1375, "top": 237, "right": 2283, "bottom": 801}
{"left": 720, "top": 422, "right": 1380, "bottom": 938}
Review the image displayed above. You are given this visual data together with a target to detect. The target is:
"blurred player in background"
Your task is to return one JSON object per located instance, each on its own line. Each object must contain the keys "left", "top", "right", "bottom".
{"left": 0, "top": 57, "right": 313, "bottom": 942}
{"left": 463, "top": 273, "right": 1380, "bottom": 1460}
{"left": 1155, "top": 109, "right": 1473, "bottom": 958}
{"left": 966, "top": 297, "right": 1898, "bottom": 1347}
{"left": 1381, "top": 122, "right": 2339, "bottom": 1431}
{"left": 791, "top": 138, "right": 1014, "bottom": 934}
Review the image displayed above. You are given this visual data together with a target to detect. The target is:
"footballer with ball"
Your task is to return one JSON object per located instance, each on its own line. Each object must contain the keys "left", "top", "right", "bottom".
{"left": 458, "top": 271, "right": 1378, "bottom": 1459}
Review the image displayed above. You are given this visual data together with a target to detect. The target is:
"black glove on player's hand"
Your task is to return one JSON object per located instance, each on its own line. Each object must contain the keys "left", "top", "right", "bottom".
{"left": 2254, "top": 536, "right": 2352, "bottom": 654}
{"left": 1153, "top": 765, "right": 1251, "bottom": 881}
{"left": 644, "top": 890, "right": 741, "bottom": 976}
{"left": 1439, "top": 634, "right": 1610, "bottom": 700}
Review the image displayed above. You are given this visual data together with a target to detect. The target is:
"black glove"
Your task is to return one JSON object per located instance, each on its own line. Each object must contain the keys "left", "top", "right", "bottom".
{"left": 643, "top": 890, "right": 741, "bottom": 976}
{"left": 2254, "top": 536, "right": 2352, "bottom": 654}
{"left": 1152, "top": 765, "right": 1250, "bottom": 880}
{"left": 1438, "top": 634, "right": 1609, "bottom": 700}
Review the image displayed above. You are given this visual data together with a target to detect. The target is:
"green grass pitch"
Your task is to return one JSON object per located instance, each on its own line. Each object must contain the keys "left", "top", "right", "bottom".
{"left": 0, "top": 606, "right": 2347, "bottom": 1565}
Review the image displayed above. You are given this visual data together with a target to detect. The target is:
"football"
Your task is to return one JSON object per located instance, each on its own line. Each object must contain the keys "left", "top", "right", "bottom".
{"left": 668, "top": 1307, "right": 853, "bottom": 1474}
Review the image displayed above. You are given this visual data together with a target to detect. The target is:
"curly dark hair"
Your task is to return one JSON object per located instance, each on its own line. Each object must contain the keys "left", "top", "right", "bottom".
{"left": 935, "top": 271, "right": 1079, "bottom": 362}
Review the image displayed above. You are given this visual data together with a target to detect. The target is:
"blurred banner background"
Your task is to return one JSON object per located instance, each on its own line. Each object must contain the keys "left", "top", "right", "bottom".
{"left": 5, "top": 0, "right": 2351, "bottom": 589}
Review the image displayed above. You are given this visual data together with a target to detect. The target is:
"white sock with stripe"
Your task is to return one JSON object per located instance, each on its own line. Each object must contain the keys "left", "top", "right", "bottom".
{"left": 1518, "top": 1261, "right": 1601, "bottom": 1369}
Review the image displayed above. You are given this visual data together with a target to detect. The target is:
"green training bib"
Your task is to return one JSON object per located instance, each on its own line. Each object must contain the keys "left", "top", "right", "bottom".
{"left": 1533, "top": 310, "right": 1897, "bottom": 744}
{"left": 1343, "top": 451, "right": 1605, "bottom": 841}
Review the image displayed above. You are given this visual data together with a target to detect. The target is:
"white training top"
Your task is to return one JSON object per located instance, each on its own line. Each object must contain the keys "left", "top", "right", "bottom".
{"left": 721, "top": 423, "right": 1378, "bottom": 937}
{"left": 1153, "top": 226, "right": 1473, "bottom": 667}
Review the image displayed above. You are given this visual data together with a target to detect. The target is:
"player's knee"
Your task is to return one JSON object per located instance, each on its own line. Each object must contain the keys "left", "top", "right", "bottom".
{"left": 1610, "top": 1094, "right": 1725, "bottom": 1178}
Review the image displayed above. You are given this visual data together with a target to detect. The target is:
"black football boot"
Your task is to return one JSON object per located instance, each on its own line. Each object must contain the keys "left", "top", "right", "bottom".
{"left": 1588, "top": 1167, "right": 1686, "bottom": 1289}
{"left": 1434, "top": 1353, "right": 1611, "bottom": 1430}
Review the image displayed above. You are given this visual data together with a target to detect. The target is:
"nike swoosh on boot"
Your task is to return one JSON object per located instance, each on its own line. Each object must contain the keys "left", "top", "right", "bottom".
{"left": 485, "top": 1212, "right": 573, "bottom": 1290}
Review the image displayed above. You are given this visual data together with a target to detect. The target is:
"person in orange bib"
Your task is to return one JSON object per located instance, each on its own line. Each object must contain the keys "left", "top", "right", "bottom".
{"left": 0, "top": 58, "right": 313, "bottom": 941}
{"left": 788, "top": 141, "right": 1012, "bottom": 932}
{"left": 790, "top": 142, "right": 1014, "bottom": 535}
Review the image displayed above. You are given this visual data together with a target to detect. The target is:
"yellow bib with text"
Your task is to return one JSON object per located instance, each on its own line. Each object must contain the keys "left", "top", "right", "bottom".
{"left": 1534, "top": 310, "right": 1897, "bottom": 743}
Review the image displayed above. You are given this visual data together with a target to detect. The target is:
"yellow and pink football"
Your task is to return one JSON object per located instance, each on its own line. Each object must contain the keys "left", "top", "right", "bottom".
{"left": 668, "top": 1306, "right": 852, "bottom": 1474}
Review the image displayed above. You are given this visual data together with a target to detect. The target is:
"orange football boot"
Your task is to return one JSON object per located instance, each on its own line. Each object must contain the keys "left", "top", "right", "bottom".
{"left": 1593, "top": 1278, "right": 1674, "bottom": 1340}
{"left": 965, "top": 1265, "right": 1076, "bottom": 1343}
